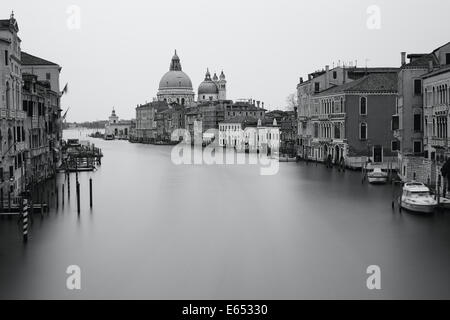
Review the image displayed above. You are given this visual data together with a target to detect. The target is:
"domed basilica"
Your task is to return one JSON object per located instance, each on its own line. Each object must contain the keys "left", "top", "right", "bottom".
{"left": 157, "top": 50, "right": 227, "bottom": 106}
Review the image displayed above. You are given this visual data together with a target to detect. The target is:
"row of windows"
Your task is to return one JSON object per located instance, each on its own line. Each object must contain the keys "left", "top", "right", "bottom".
{"left": 425, "top": 83, "right": 449, "bottom": 106}
{"left": 320, "top": 97, "right": 344, "bottom": 115}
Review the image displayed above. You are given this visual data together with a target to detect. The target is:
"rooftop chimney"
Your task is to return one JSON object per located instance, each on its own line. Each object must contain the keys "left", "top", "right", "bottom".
{"left": 401, "top": 52, "right": 406, "bottom": 66}
{"left": 300, "top": 77, "right": 303, "bottom": 84}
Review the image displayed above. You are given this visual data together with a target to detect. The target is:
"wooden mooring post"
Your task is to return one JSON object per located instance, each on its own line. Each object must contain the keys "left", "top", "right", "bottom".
{"left": 56, "top": 185, "right": 59, "bottom": 210}
{"left": 76, "top": 182, "right": 80, "bottom": 215}
{"left": 89, "top": 178, "right": 93, "bottom": 209}
{"left": 62, "top": 184, "right": 65, "bottom": 206}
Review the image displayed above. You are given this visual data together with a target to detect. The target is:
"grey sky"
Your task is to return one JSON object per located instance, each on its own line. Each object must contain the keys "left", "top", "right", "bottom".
{"left": 2, "top": 0, "right": 450, "bottom": 122}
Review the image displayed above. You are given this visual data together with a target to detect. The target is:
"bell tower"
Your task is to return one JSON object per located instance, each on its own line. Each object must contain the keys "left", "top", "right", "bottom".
{"left": 218, "top": 70, "right": 227, "bottom": 101}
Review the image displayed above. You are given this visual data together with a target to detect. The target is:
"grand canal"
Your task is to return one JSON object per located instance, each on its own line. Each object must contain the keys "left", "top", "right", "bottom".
{"left": 1, "top": 129, "right": 450, "bottom": 299}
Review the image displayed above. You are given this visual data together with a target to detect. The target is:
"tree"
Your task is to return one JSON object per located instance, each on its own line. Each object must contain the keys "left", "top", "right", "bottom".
{"left": 286, "top": 93, "right": 298, "bottom": 111}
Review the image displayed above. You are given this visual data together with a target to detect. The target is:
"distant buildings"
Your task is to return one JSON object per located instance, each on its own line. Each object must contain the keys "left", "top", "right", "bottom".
{"left": 105, "top": 109, "right": 133, "bottom": 140}
{"left": 132, "top": 51, "right": 268, "bottom": 145}
{"left": 219, "top": 117, "right": 280, "bottom": 154}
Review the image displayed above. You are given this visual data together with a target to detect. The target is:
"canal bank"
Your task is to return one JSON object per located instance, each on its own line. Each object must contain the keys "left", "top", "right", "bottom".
{"left": 0, "top": 129, "right": 450, "bottom": 300}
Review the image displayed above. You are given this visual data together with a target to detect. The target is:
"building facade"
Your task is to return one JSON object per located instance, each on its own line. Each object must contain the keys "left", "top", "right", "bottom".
{"left": 0, "top": 13, "right": 63, "bottom": 205}
{"left": 219, "top": 117, "right": 280, "bottom": 153}
{"left": 297, "top": 66, "right": 399, "bottom": 159}
{"left": 394, "top": 42, "right": 450, "bottom": 182}
{"left": 0, "top": 13, "right": 26, "bottom": 201}
{"left": 310, "top": 72, "right": 398, "bottom": 168}
{"left": 105, "top": 109, "right": 133, "bottom": 140}
{"left": 423, "top": 66, "right": 450, "bottom": 186}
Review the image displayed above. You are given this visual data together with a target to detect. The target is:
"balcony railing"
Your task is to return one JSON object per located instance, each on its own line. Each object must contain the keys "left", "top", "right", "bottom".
{"left": 0, "top": 108, "right": 26, "bottom": 120}
{"left": 329, "top": 113, "right": 346, "bottom": 120}
{"left": 429, "top": 137, "right": 449, "bottom": 148}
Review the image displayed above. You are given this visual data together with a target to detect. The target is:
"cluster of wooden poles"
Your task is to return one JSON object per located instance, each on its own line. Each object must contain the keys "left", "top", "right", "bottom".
{"left": 21, "top": 171, "right": 94, "bottom": 243}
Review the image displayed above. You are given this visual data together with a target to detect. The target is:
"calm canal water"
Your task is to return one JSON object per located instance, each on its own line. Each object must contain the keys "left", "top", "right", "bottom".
{"left": 1, "top": 129, "right": 450, "bottom": 299}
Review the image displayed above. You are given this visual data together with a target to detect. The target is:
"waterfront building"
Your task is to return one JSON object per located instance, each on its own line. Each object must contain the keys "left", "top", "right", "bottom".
{"left": 422, "top": 63, "right": 450, "bottom": 186}
{"left": 280, "top": 109, "right": 298, "bottom": 156}
{"left": 297, "top": 65, "right": 399, "bottom": 159}
{"left": 310, "top": 72, "right": 398, "bottom": 168}
{"left": 219, "top": 117, "right": 280, "bottom": 153}
{"left": 22, "top": 73, "right": 58, "bottom": 184}
{"left": 21, "top": 51, "right": 63, "bottom": 181}
{"left": 134, "top": 101, "right": 169, "bottom": 143}
{"left": 394, "top": 42, "right": 450, "bottom": 182}
{"left": 185, "top": 102, "right": 228, "bottom": 141}
{"left": 105, "top": 109, "right": 133, "bottom": 140}
{"left": 0, "top": 12, "right": 26, "bottom": 200}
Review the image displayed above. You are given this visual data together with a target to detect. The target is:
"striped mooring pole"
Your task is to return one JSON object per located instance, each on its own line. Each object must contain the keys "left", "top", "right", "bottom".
{"left": 22, "top": 199, "right": 29, "bottom": 243}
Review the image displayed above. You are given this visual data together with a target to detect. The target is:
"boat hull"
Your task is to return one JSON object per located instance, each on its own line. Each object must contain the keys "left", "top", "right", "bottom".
{"left": 368, "top": 177, "right": 388, "bottom": 184}
{"left": 401, "top": 201, "right": 436, "bottom": 214}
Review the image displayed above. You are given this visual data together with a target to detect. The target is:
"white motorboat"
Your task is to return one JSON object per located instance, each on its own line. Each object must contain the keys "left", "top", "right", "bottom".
{"left": 400, "top": 182, "right": 437, "bottom": 213}
{"left": 367, "top": 168, "right": 388, "bottom": 184}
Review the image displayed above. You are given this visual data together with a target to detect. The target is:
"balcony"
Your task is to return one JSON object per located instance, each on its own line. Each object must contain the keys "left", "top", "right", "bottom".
{"left": 432, "top": 104, "right": 449, "bottom": 115}
{"left": 30, "top": 146, "right": 48, "bottom": 158}
{"left": 0, "top": 108, "right": 27, "bottom": 120}
{"left": 429, "top": 137, "right": 449, "bottom": 149}
{"left": 329, "top": 113, "right": 346, "bottom": 120}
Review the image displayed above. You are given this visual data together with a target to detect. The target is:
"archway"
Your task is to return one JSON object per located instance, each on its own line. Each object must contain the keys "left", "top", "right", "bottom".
{"left": 335, "top": 145, "right": 340, "bottom": 164}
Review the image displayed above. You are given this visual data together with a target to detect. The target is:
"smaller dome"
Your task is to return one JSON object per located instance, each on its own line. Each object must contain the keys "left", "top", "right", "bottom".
{"left": 220, "top": 71, "right": 226, "bottom": 80}
{"left": 198, "top": 81, "right": 219, "bottom": 95}
{"left": 213, "top": 73, "right": 219, "bottom": 81}
{"left": 198, "top": 69, "right": 219, "bottom": 95}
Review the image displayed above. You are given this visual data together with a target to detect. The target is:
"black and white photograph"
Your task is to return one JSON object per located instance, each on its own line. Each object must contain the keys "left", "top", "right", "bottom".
{"left": 0, "top": 0, "right": 450, "bottom": 310}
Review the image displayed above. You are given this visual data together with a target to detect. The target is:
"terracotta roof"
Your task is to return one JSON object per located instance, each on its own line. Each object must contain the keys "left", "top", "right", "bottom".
{"left": 315, "top": 72, "right": 398, "bottom": 97}
{"left": 21, "top": 51, "right": 59, "bottom": 66}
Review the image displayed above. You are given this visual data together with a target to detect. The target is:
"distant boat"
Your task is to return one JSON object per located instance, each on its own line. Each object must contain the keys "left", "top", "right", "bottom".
{"left": 104, "top": 134, "right": 115, "bottom": 141}
{"left": 400, "top": 182, "right": 437, "bottom": 214}
{"left": 367, "top": 167, "right": 388, "bottom": 184}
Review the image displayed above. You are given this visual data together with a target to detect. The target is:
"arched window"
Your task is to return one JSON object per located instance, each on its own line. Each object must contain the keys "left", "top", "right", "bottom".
{"left": 360, "top": 97, "right": 367, "bottom": 115}
{"left": 334, "top": 123, "right": 341, "bottom": 139}
{"left": 181, "top": 98, "right": 185, "bottom": 105}
{"left": 360, "top": 123, "right": 367, "bottom": 140}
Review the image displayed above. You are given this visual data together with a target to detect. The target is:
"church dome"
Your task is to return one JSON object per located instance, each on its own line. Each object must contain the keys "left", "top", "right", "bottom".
{"left": 158, "top": 50, "right": 193, "bottom": 90}
{"left": 159, "top": 71, "right": 193, "bottom": 90}
{"left": 198, "top": 69, "right": 219, "bottom": 95}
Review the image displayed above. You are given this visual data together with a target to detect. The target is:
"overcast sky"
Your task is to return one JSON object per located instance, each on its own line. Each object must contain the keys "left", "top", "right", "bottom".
{"left": 2, "top": 0, "right": 450, "bottom": 122}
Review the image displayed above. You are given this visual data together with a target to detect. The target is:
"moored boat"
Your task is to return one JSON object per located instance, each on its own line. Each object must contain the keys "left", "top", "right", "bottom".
{"left": 400, "top": 182, "right": 437, "bottom": 214}
{"left": 367, "top": 168, "right": 388, "bottom": 184}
